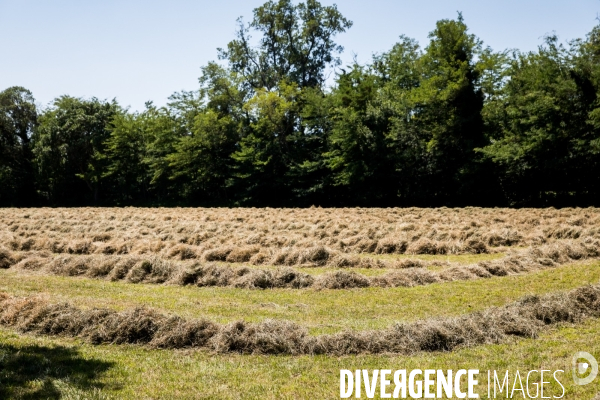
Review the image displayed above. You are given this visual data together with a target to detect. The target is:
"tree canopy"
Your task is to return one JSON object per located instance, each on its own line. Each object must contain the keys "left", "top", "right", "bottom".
{"left": 2, "top": 1, "right": 599, "bottom": 207}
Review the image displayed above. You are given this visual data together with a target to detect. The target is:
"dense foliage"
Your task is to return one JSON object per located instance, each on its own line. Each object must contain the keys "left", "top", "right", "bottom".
{"left": 2, "top": 1, "right": 599, "bottom": 207}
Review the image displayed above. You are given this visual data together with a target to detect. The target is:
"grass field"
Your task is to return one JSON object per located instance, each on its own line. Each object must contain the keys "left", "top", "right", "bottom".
{"left": 1, "top": 207, "right": 600, "bottom": 398}
{"left": 3, "top": 319, "right": 600, "bottom": 399}
{"left": 1, "top": 260, "right": 600, "bottom": 334}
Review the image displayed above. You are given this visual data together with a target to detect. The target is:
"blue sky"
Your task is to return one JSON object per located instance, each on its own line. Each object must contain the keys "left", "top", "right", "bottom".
{"left": 1, "top": 0, "right": 598, "bottom": 111}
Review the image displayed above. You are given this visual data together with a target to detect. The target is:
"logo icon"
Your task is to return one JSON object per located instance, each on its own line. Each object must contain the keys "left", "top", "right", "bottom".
{"left": 572, "top": 352, "right": 598, "bottom": 386}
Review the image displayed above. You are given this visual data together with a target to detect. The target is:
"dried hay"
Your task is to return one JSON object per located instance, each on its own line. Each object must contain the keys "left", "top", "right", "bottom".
{"left": 2, "top": 283, "right": 600, "bottom": 355}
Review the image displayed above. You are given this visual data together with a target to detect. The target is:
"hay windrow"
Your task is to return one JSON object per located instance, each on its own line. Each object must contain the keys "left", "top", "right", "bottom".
{"left": 7, "top": 238, "right": 600, "bottom": 290}
{"left": 1, "top": 283, "right": 600, "bottom": 355}
{"left": 3, "top": 207, "right": 600, "bottom": 270}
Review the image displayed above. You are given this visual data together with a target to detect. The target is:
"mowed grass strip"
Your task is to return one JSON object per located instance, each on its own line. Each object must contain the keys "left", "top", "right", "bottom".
{"left": 2, "top": 318, "right": 600, "bottom": 399}
{"left": 1, "top": 261, "right": 599, "bottom": 335}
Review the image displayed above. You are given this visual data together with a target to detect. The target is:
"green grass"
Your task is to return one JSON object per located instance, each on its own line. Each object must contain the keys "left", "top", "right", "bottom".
{"left": 2, "top": 260, "right": 600, "bottom": 399}
{"left": 2, "top": 318, "right": 600, "bottom": 399}
{"left": 2, "top": 260, "right": 600, "bottom": 334}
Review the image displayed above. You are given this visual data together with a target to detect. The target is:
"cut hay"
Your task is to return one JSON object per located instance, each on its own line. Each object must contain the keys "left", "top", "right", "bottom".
{"left": 3, "top": 207, "right": 599, "bottom": 272}
{"left": 2, "top": 283, "right": 600, "bottom": 355}
{"left": 6, "top": 238, "right": 600, "bottom": 290}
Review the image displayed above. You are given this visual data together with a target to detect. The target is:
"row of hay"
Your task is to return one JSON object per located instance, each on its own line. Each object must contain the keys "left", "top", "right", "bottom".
{"left": 2, "top": 234, "right": 494, "bottom": 266}
{"left": 3, "top": 243, "right": 443, "bottom": 272}
{"left": 3, "top": 250, "right": 413, "bottom": 289}
{"left": 198, "top": 243, "right": 470, "bottom": 266}
{"left": 3, "top": 239, "right": 600, "bottom": 290}
{"left": 5, "top": 207, "right": 600, "bottom": 265}
{"left": 1, "top": 282, "right": 600, "bottom": 355}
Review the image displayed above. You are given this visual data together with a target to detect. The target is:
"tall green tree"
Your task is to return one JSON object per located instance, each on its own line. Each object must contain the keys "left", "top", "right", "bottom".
{"left": 215, "top": 0, "right": 353, "bottom": 205}
{"left": 103, "top": 109, "right": 150, "bottom": 204}
{"left": 219, "top": 0, "right": 352, "bottom": 91}
{"left": 163, "top": 64, "right": 245, "bottom": 204}
{"left": 0, "top": 87, "right": 38, "bottom": 205}
{"left": 372, "top": 37, "right": 432, "bottom": 205}
{"left": 324, "top": 64, "right": 391, "bottom": 205}
{"left": 230, "top": 81, "right": 301, "bottom": 204}
{"left": 33, "top": 96, "right": 120, "bottom": 205}
{"left": 104, "top": 103, "right": 187, "bottom": 204}
{"left": 411, "top": 14, "right": 489, "bottom": 204}
{"left": 324, "top": 20, "right": 498, "bottom": 206}
{"left": 168, "top": 110, "right": 237, "bottom": 203}
{"left": 480, "top": 29, "right": 600, "bottom": 206}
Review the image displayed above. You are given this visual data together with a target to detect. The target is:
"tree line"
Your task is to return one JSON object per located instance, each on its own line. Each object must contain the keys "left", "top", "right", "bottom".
{"left": 2, "top": 0, "right": 599, "bottom": 207}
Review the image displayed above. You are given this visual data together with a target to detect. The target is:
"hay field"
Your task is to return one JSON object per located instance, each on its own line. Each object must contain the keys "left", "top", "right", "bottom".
{"left": 1, "top": 207, "right": 600, "bottom": 398}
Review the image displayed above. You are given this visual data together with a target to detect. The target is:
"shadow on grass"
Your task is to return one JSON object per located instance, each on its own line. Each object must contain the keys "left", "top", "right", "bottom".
{"left": 0, "top": 341, "right": 115, "bottom": 399}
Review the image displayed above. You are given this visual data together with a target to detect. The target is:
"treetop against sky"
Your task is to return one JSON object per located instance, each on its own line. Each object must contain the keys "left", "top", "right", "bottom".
{"left": 1, "top": 0, "right": 598, "bottom": 111}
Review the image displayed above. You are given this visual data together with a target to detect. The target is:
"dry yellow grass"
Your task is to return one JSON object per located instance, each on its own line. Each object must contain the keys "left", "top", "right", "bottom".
{"left": 1, "top": 207, "right": 600, "bottom": 398}
{"left": 2, "top": 207, "right": 599, "bottom": 270}
{"left": 4, "top": 238, "right": 600, "bottom": 291}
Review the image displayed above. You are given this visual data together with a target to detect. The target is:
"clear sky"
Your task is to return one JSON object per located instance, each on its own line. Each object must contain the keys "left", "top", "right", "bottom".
{"left": 1, "top": 0, "right": 598, "bottom": 111}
